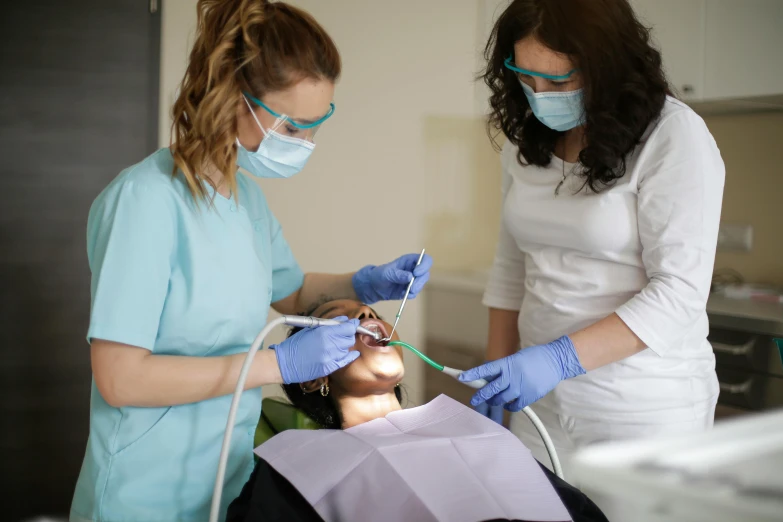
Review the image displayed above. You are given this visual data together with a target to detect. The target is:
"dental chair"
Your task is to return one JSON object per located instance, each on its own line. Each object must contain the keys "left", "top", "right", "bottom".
{"left": 254, "top": 397, "right": 319, "bottom": 448}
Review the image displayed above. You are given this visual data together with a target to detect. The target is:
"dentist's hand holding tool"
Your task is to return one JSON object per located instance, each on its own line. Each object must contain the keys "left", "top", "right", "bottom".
{"left": 460, "top": 336, "right": 586, "bottom": 412}
{"left": 272, "top": 316, "right": 361, "bottom": 384}
{"left": 352, "top": 253, "right": 434, "bottom": 304}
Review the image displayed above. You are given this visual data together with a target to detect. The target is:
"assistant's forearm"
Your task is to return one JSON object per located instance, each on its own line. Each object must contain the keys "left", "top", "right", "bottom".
{"left": 570, "top": 313, "right": 646, "bottom": 371}
{"left": 486, "top": 307, "right": 521, "bottom": 361}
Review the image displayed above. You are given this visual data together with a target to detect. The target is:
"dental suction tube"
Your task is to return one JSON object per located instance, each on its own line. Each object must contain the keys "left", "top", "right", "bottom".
{"left": 210, "top": 316, "right": 285, "bottom": 522}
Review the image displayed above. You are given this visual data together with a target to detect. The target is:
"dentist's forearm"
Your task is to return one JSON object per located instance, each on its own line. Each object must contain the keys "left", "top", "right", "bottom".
{"left": 91, "top": 340, "right": 283, "bottom": 408}
{"left": 272, "top": 273, "right": 356, "bottom": 315}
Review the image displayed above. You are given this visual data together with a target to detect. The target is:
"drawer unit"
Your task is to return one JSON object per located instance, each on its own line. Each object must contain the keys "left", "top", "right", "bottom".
{"left": 710, "top": 327, "right": 783, "bottom": 412}
{"left": 714, "top": 403, "right": 751, "bottom": 420}
{"left": 708, "top": 328, "right": 783, "bottom": 377}
{"left": 715, "top": 366, "right": 783, "bottom": 411}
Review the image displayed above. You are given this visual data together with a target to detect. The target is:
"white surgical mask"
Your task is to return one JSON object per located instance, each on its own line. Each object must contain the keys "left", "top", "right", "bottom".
{"left": 519, "top": 80, "right": 585, "bottom": 132}
{"left": 236, "top": 96, "right": 315, "bottom": 179}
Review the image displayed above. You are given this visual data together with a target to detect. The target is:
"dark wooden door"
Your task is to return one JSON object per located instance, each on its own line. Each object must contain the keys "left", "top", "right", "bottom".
{"left": 0, "top": 1, "right": 160, "bottom": 518}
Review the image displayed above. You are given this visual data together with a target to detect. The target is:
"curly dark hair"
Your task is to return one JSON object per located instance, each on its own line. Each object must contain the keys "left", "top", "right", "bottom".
{"left": 281, "top": 299, "right": 404, "bottom": 429}
{"left": 482, "top": 0, "right": 669, "bottom": 192}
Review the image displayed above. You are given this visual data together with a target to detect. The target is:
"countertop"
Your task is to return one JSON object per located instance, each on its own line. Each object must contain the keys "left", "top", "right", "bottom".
{"left": 429, "top": 270, "right": 783, "bottom": 337}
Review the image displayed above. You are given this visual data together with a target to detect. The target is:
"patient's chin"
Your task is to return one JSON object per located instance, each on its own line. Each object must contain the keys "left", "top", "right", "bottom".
{"left": 366, "top": 357, "right": 404, "bottom": 381}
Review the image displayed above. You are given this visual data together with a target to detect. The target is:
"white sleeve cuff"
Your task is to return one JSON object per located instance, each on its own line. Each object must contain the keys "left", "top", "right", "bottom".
{"left": 482, "top": 293, "right": 523, "bottom": 311}
{"left": 615, "top": 304, "right": 666, "bottom": 356}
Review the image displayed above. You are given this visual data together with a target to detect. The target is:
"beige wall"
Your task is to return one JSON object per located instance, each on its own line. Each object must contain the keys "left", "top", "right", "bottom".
{"left": 423, "top": 116, "right": 502, "bottom": 272}
{"left": 706, "top": 112, "right": 783, "bottom": 286}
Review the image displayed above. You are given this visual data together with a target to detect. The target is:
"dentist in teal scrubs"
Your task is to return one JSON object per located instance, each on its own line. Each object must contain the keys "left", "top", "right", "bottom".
{"left": 69, "top": 2, "right": 432, "bottom": 521}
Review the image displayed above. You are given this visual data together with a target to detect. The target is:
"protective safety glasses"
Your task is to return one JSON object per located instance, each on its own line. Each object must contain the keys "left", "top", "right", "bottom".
{"left": 503, "top": 56, "right": 577, "bottom": 81}
{"left": 244, "top": 92, "right": 334, "bottom": 141}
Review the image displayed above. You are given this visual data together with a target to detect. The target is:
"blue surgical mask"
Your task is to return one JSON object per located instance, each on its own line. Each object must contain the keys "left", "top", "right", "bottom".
{"left": 519, "top": 80, "right": 585, "bottom": 132}
{"left": 236, "top": 96, "right": 315, "bottom": 179}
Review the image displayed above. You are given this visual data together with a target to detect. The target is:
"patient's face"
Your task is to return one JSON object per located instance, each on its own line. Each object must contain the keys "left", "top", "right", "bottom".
{"left": 311, "top": 299, "right": 405, "bottom": 391}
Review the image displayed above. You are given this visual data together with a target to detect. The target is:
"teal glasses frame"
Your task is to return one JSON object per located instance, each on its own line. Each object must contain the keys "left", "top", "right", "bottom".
{"left": 244, "top": 92, "right": 335, "bottom": 130}
{"left": 503, "top": 56, "right": 577, "bottom": 81}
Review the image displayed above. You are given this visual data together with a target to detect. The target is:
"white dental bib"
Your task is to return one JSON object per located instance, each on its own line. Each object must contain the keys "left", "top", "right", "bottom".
{"left": 254, "top": 395, "right": 571, "bottom": 522}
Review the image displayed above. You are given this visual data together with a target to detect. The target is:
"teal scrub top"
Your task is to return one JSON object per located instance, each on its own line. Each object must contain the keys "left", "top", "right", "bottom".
{"left": 70, "top": 149, "right": 304, "bottom": 522}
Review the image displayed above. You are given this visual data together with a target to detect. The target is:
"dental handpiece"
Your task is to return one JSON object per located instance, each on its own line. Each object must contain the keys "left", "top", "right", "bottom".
{"left": 282, "top": 315, "right": 381, "bottom": 340}
{"left": 357, "top": 325, "right": 381, "bottom": 339}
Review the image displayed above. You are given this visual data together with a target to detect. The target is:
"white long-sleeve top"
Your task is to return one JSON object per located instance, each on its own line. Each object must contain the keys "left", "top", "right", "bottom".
{"left": 484, "top": 98, "right": 724, "bottom": 424}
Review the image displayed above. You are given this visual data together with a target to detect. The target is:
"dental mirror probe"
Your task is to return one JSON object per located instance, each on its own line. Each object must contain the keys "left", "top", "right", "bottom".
{"left": 380, "top": 248, "right": 426, "bottom": 344}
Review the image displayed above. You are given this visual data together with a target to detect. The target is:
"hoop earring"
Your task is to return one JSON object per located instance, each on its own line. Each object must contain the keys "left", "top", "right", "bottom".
{"left": 320, "top": 383, "right": 330, "bottom": 397}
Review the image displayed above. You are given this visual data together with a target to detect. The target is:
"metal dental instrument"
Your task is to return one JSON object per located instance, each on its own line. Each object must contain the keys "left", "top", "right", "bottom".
{"left": 357, "top": 325, "right": 381, "bottom": 339}
{"left": 379, "top": 248, "right": 426, "bottom": 344}
{"left": 294, "top": 316, "right": 381, "bottom": 340}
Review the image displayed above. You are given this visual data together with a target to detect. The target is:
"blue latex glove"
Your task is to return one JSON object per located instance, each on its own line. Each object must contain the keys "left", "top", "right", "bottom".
{"left": 460, "top": 336, "right": 586, "bottom": 412}
{"left": 474, "top": 402, "right": 505, "bottom": 425}
{"left": 352, "top": 253, "right": 434, "bottom": 304}
{"left": 272, "top": 317, "right": 361, "bottom": 384}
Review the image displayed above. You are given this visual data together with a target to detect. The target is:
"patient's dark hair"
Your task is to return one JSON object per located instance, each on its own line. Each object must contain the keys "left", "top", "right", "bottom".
{"left": 281, "top": 298, "right": 404, "bottom": 429}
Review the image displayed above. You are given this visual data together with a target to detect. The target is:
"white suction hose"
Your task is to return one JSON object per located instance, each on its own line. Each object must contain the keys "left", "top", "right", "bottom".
{"left": 209, "top": 316, "right": 285, "bottom": 522}
{"left": 521, "top": 405, "right": 563, "bottom": 478}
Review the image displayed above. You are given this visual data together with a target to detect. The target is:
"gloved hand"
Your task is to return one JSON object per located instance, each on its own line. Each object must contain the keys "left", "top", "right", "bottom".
{"left": 459, "top": 336, "right": 586, "bottom": 412}
{"left": 474, "top": 402, "right": 505, "bottom": 425}
{"left": 352, "top": 253, "right": 433, "bottom": 304}
{"left": 272, "top": 317, "right": 361, "bottom": 384}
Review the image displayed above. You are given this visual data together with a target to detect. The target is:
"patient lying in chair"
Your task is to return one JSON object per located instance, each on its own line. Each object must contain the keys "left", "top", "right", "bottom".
{"left": 227, "top": 299, "right": 606, "bottom": 522}
{"left": 281, "top": 298, "right": 407, "bottom": 430}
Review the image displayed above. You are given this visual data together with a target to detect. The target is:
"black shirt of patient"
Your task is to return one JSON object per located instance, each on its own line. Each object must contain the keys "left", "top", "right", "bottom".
{"left": 227, "top": 457, "right": 608, "bottom": 522}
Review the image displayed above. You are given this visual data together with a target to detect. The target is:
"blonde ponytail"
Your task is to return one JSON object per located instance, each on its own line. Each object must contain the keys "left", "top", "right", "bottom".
{"left": 170, "top": 0, "right": 341, "bottom": 203}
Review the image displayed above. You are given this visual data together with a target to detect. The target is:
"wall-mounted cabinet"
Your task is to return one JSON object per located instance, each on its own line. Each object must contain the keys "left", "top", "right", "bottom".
{"left": 632, "top": 0, "right": 783, "bottom": 113}
{"left": 703, "top": 0, "right": 783, "bottom": 100}
{"left": 631, "top": 0, "right": 707, "bottom": 102}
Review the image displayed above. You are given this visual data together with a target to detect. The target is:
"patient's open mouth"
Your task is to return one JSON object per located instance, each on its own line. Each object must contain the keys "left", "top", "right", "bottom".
{"left": 358, "top": 319, "right": 389, "bottom": 350}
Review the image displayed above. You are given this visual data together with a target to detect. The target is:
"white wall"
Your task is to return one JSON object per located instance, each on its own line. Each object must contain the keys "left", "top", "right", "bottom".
{"left": 158, "top": 0, "right": 499, "bottom": 404}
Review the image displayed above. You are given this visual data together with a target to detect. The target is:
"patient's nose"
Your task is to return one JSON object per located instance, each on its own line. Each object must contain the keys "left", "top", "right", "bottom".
{"left": 356, "top": 305, "right": 377, "bottom": 320}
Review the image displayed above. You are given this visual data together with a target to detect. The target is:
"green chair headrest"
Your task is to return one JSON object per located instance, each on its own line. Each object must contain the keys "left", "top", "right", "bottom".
{"left": 254, "top": 396, "right": 320, "bottom": 448}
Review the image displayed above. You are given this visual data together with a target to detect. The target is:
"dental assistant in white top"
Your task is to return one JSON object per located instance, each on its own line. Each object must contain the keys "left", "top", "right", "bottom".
{"left": 460, "top": 0, "right": 725, "bottom": 474}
